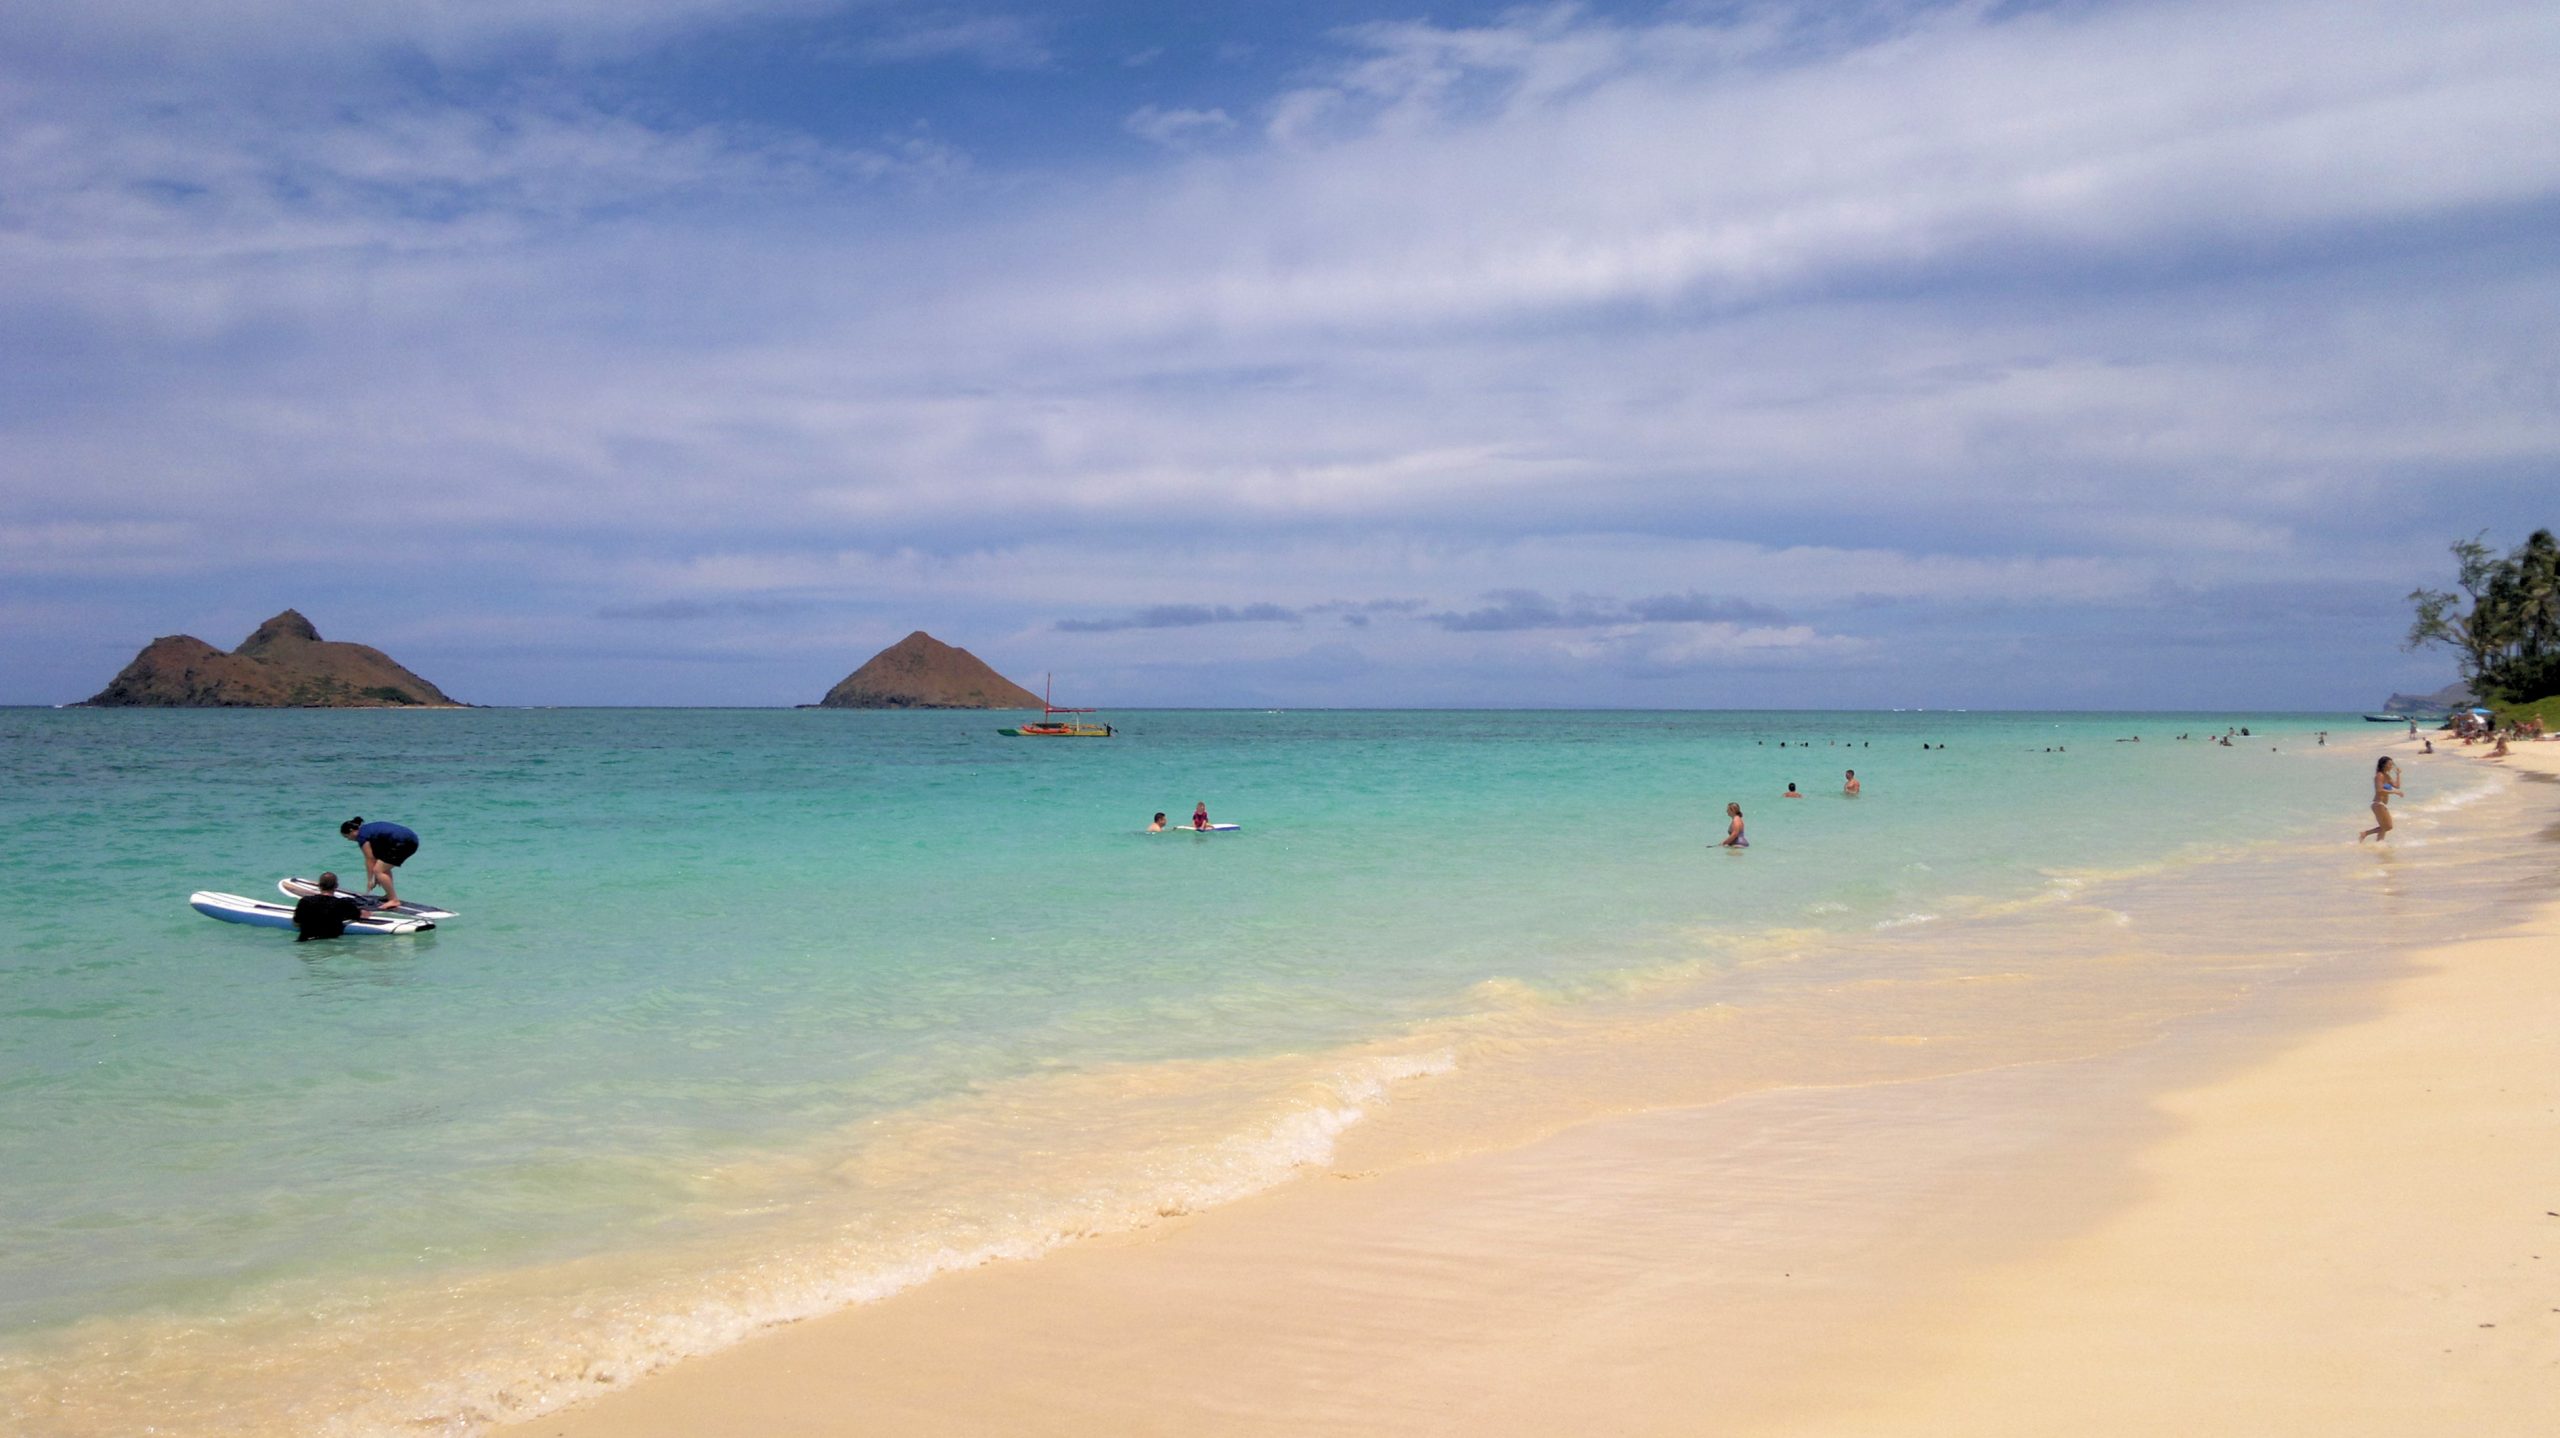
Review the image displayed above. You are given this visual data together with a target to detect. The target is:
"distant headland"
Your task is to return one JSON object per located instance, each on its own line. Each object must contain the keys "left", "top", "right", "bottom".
{"left": 817, "top": 631, "right": 1042, "bottom": 709}
{"left": 81, "top": 610, "right": 463, "bottom": 708}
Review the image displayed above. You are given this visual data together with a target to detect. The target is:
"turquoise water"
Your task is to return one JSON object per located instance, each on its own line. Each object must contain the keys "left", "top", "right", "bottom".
{"left": 0, "top": 708, "right": 2466, "bottom": 1433}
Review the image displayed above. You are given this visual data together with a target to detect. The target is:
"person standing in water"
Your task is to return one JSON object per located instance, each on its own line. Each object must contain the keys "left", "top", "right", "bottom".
{"left": 1720, "top": 802, "right": 1748, "bottom": 848}
{"left": 1782, "top": 782, "right": 1803, "bottom": 798}
{"left": 340, "top": 816, "right": 419, "bottom": 908}
{"left": 2358, "top": 758, "right": 2399, "bottom": 842}
{"left": 1843, "top": 769, "right": 1860, "bottom": 797}
{"left": 1148, "top": 812, "right": 1168, "bottom": 832}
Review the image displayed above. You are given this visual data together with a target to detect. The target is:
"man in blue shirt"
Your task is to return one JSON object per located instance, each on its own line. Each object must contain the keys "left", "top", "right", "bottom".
{"left": 339, "top": 816, "right": 420, "bottom": 909}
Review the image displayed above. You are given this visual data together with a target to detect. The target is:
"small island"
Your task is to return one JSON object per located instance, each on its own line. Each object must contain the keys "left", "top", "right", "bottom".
{"left": 82, "top": 610, "right": 462, "bottom": 707}
{"left": 817, "top": 631, "right": 1042, "bottom": 709}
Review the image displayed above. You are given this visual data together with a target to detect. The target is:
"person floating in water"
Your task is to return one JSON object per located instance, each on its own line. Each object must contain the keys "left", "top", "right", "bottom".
{"left": 1148, "top": 812, "right": 1168, "bottom": 832}
{"left": 291, "top": 871, "right": 370, "bottom": 942}
{"left": 1783, "top": 782, "right": 1802, "bottom": 798}
{"left": 1843, "top": 769, "right": 1860, "bottom": 797}
{"left": 1192, "top": 802, "right": 1212, "bottom": 832}
{"left": 1720, "top": 802, "right": 1748, "bottom": 848}
{"left": 340, "top": 816, "right": 419, "bottom": 908}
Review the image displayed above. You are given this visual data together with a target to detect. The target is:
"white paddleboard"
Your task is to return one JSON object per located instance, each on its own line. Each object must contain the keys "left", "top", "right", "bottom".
{"left": 1153, "top": 823, "right": 1240, "bottom": 832}
{"left": 280, "top": 877, "right": 456, "bottom": 920}
{"left": 192, "top": 891, "right": 435, "bottom": 936}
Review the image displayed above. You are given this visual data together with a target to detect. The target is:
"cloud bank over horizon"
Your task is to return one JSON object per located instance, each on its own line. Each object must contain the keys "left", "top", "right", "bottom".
{"left": 2, "top": 0, "right": 2553, "bottom": 706}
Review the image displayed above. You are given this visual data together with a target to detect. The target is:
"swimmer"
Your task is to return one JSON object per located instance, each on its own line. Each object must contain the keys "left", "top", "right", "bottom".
{"left": 1843, "top": 769, "right": 1860, "bottom": 797}
{"left": 1720, "top": 802, "right": 1748, "bottom": 849}
{"left": 1148, "top": 812, "right": 1167, "bottom": 832}
{"left": 1783, "top": 782, "right": 1802, "bottom": 798}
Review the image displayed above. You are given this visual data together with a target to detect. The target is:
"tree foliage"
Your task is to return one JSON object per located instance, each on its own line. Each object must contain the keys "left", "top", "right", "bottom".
{"left": 2407, "top": 529, "right": 2560, "bottom": 703}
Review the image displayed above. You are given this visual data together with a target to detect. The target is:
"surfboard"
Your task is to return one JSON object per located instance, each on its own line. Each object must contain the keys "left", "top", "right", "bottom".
{"left": 192, "top": 891, "right": 435, "bottom": 935}
{"left": 279, "top": 877, "right": 456, "bottom": 920}
{"left": 1154, "top": 823, "right": 1240, "bottom": 832}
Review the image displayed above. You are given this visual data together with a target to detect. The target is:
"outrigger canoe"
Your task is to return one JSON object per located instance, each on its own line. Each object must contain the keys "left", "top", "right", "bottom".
{"left": 999, "top": 675, "right": 1114, "bottom": 737}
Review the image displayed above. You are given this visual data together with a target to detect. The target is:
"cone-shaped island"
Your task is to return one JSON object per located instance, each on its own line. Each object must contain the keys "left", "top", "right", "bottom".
{"left": 818, "top": 632, "right": 1042, "bottom": 709}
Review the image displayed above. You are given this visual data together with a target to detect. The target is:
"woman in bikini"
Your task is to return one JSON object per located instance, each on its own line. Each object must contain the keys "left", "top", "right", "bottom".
{"left": 2358, "top": 757, "right": 2399, "bottom": 842}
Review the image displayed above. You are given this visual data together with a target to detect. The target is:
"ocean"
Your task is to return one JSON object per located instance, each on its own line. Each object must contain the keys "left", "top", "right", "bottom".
{"left": 0, "top": 708, "right": 2533, "bottom": 1435}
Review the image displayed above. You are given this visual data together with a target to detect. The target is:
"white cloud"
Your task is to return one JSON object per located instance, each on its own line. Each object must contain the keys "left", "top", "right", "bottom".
{"left": 0, "top": 0, "right": 850, "bottom": 68}
{"left": 1124, "top": 105, "right": 1236, "bottom": 150}
{"left": 0, "top": 520, "right": 202, "bottom": 575}
{"left": 844, "top": 14, "right": 1053, "bottom": 70}
{"left": 1555, "top": 621, "right": 1874, "bottom": 671}
{"left": 995, "top": 0, "right": 2560, "bottom": 344}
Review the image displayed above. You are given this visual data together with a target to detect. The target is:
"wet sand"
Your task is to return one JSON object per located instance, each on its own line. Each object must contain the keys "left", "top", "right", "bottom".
{"left": 510, "top": 741, "right": 2560, "bottom": 1438}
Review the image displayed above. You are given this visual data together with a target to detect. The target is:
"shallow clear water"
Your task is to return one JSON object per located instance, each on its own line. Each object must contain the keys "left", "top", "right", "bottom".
{"left": 0, "top": 708, "right": 2484, "bottom": 1433}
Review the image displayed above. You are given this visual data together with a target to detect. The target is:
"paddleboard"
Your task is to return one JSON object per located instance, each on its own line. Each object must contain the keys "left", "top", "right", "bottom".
{"left": 1154, "top": 823, "right": 1240, "bottom": 832}
{"left": 279, "top": 877, "right": 456, "bottom": 920}
{"left": 192, "top": 891, "right": 435, "bottom": 935}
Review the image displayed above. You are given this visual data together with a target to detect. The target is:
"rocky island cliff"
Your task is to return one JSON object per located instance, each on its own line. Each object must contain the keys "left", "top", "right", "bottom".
{"left": 83, "top": 610, "right": 462, "bottom": 707}
{"left": 2381, "top": 681, "right": 2474, "bottom": 715}
{"left": 819, "top": 632, "right": 1042, "bottom": 709}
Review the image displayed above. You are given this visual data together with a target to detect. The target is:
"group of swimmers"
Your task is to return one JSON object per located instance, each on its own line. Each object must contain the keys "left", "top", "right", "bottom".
{"left": 1721, "top": 769, "right": 1860, "bottom": 849}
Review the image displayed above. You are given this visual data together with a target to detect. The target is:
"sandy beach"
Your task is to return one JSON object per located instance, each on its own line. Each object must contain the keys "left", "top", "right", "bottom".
{"left": 501, "top": 738, "right": 2560, "bottom": 1438}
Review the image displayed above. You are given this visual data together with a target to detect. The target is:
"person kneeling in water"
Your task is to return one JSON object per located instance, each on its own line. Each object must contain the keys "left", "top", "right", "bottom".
{"left": 292, "top": 872, "right": 371, "bottom": 942}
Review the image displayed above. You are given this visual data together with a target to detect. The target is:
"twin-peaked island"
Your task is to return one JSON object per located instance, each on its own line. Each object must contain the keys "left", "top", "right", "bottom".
{"left": 80, "top": 613, "right": 1041, "bottom": 710}
{"left": 84, "top": 610, "right": 461, "bottom": 707}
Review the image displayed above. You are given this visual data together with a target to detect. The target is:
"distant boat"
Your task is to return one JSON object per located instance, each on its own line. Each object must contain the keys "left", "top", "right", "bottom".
{"left": 2362, "top": 713, "right": 2408, "bottom": 723}
{"left": 997, "top": 677, "right": 1114, "bottom": 738}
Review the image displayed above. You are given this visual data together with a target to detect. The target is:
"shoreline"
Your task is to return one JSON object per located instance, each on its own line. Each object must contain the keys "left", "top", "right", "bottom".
{"left": 508, "top": 738, "right": 2560, "bottom": 1437}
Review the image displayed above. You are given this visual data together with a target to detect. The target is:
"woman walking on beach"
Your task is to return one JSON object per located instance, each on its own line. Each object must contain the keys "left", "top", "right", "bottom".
{"left": 2358, "top": 758, "right": 2399, "bottom": 842}
{"left": 1720, "top": 802, "right": 1748, "bottom": 849}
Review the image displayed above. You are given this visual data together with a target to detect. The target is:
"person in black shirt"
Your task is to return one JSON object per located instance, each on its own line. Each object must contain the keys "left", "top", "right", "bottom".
{"left": 292, "top": 871, "right": 370, "bottom": 942}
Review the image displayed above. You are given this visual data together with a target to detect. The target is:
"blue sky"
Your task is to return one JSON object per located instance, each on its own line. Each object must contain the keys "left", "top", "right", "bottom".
{"left": 3, "top": 0, "right": 2553, "bottom": 707}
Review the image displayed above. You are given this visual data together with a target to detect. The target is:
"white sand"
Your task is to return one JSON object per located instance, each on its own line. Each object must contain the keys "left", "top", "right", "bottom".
{"left": 510, "top": 743, "right": 2560, "bottom": 1438}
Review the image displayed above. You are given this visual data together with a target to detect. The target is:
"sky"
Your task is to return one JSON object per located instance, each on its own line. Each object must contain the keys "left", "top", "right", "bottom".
{"left": 2, "top": 0, "right": 2554, "bottom": 708}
